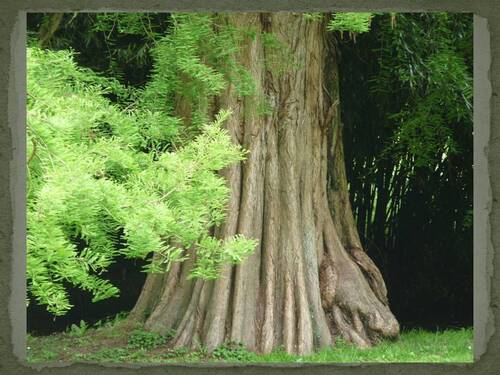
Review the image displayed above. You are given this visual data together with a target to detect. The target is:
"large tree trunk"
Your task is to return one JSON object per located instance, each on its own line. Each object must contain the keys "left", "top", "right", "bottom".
{"left": 128, "top": 13, "right": 399, "bottom": 355}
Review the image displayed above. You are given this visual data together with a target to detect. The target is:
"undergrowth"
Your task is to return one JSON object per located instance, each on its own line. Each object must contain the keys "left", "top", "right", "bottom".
{"left": 26, "top": 317, "right": 473, "bottom": 364}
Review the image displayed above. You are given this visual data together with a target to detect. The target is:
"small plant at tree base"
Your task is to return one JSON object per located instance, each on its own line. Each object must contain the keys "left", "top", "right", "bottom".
{"left": 184, "top": 347, "right": 209, "bottom": 361}
{"left": 164, "top": 329, "right": 177, "bottom": 341}
{"left": 128, "top": 349, "right": 148, "bottom": 361}
{"left": 127, "top": 330, "right": 167, "bottom": 350}
{"left": 162, "top": 346, "right": 189, "bottom": 359}
{"left": 67, "top": 320, "right": 89, "bottom": 337}
{"left": 97, "top": 311, "right": 130, "bottom": 329}
{"left": 212, "top": 341, "right": 256, "bottom": 362}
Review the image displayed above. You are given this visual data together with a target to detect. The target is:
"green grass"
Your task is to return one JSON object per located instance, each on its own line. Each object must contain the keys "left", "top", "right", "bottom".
{"left": 27, "top": 320, "right": 473, "bottom": 364}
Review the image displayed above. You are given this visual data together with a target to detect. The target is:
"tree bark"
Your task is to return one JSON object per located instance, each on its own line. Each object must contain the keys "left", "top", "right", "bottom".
{"left": 128, "top": 13, "right": 399, "bottom": 355}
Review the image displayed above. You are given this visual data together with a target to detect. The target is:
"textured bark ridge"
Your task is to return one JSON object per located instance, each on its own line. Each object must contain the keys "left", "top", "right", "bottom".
{"left": 129, "top": 13, "right": 399, "bottom": 355}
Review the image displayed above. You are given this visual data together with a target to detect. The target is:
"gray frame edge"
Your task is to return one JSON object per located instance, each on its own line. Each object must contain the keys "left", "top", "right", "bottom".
{"left": 0, "top": 1, "right": 497, "bottom": 375}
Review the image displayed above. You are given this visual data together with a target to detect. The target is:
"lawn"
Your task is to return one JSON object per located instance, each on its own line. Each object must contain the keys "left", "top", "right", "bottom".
{"left": 26, "top": 316, "right": 473, "bottom": 364}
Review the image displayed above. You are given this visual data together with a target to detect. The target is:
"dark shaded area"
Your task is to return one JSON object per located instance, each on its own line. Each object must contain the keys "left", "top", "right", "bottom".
{"left": 27, "top": 12, "right": 171, "bottom": 88}
{"left": 27, "top": 256, "right": 147, "bottom": 335}
{"left": 26, "top": 12, "right": 473, "bottom": 334}
{"left": 338, "top": 14, "right": 473, "bottom": 330}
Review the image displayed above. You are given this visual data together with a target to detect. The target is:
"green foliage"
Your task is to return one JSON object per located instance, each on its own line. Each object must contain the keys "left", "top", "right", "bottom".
{"left": 140, "top": 13, "right": 255, "bottom": 138}
{"left": 212, "top": 341, "right": 256, "bottom": 361}
{"left": 340, "top": 13, "right": 472, "bottom": 326}
{"left": 327, "top": 12, "right": 375, "bottom": 34}
{"left": 36, "top": 349, "right": 59, "bottom": 362}
{"left": 162, "top": 347, "right": 189, "bottom": 359}
{"left": 27, "top": 46, "right": 257, "bottom": 316}
{"left": 371, "top": 13, "right": 472, "bottom": 168}
{"left": 261, "top": 31, "right": 297, "bottom": 76}
{"left": 94, "top": 311, "right": 129, "bottom": 329}
{"left": 28, "top": 13, "right": 171, "bottom": 87}
{"left": 189, "top": 234, "right": 258, "bottom": 279}
{"left": 67, "top": 320, "right": 89, "bottom": 337}
{"left": 127, "top": 330, "right": 170, "bottom": 350}
{"left": 256, "top": 94, "right": 274, "bottom": 117}
{"left": 91, "top": 13, "right": 163, "bottom": 38}
{"left": 83, "top": 347, "right": 131, "bottom": 362}
{"left": 463, "top": 209, "right": 473, "bottom": 229}
{"left": 27, "top": 47, "right": 134, "bottom": 315}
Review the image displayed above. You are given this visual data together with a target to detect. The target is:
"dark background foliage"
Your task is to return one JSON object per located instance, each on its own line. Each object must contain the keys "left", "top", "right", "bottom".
{"left": 340, "top": 13, "right": 473, "bottom": 330}
{"left": 26, "top": 12, "right": 473, "bottom": 335}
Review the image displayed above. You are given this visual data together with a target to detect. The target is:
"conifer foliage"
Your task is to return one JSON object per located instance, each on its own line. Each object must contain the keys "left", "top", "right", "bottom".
{"left": 27, "top": 46, "right": 256, "bottom": 316}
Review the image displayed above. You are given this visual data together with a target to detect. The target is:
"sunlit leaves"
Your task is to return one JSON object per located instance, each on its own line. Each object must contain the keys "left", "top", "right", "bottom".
{"left": 27, "top": 47, "right": 257, "bottom": 316}
{"left": 140, "top": 13, "right": 255, "bottom": 139}
{"left": 188, "top": 235, "right": 258, "bottom": 280}
{"left": 327, "top": 13, "right": 375, "bottom": 34}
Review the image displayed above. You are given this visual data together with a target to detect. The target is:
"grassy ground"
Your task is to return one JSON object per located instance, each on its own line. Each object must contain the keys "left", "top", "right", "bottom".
{"left": 27, "top": 316, "right": 473, "bottom": 364}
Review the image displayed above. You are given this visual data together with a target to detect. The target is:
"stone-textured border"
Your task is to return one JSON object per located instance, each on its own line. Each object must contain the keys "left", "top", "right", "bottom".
{"left": 0, "top": 1, "right": 496, "bottom": 374}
